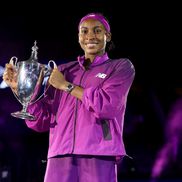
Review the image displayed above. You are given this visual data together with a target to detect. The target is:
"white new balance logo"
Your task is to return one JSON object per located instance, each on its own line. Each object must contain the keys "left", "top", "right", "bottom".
{"left": 95, "top": 73, "right": 107, "bottom": 79}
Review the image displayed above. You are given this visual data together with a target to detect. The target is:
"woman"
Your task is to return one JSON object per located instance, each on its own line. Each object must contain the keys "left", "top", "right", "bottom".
{"left": 3, "top": 12, "right": 135, "bottom": 182}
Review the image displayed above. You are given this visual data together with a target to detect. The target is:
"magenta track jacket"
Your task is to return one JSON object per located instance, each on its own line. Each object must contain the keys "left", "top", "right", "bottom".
{"left": 26, "top": 53, "right": 135, "bottom": 159}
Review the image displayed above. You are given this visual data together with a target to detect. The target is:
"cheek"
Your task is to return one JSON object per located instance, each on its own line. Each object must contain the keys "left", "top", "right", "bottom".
{"left": 97, "top": 35, "right": 107, "bottom": 42}
{"left": 98, "top": 36, "right": 107, "bottom": 46}
{"left": 78, "top": 36, "right": 84, "bottom": 44}
{"left": 78, "top": 37, "right": 85, "bottom": 50}
{"left": 103, "top": 35, "right": 107, "bottom": 42}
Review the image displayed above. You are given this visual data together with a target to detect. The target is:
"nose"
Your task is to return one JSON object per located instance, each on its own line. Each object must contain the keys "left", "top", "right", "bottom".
{"left": 86, "top": 30, "right": 96, "bottom": 40}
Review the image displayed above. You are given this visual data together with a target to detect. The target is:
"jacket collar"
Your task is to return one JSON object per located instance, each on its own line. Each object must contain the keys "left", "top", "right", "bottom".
{"left": 77, "top": 53, "right": 109, "bottom": 70}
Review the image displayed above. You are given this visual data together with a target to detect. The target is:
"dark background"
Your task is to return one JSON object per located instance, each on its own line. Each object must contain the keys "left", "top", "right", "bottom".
{"left": 0, "top": 1, "right": 181, "bottom": 182}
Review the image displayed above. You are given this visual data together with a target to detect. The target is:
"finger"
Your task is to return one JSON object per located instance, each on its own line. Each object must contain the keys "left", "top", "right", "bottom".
{"left": 7, "top": 71, "right": 13, "bottom": 78}
{"left": 4, "top": 67, "right": 15, "bottom": 78}
{"left": 2, "top": 75, "right": 8, "bottom": 81}
{"left": 5, "top": 63, "right": 14, "bottom": 69}
{"left": 49, "top": 74, "right": 55, "bottom": 84}
{"left": 40, "top": 64, "right": 45, "bottom": 69}
{"left": 52, "top": 68, "right": 59, "bottom": 72}
{"left": 3, "top": 74, "right": 11, "bottom": 82}
{"left": 50, "top": 70, "right": 56, "bottom": 78}
{"left": 3, "top": 72, "right": 9, "bottom": 79}
{"left": 2, "top": 74, "right": 10, "bottom": 83}
{"left": 48, "top": 77, "right": 52, "bottom": 85}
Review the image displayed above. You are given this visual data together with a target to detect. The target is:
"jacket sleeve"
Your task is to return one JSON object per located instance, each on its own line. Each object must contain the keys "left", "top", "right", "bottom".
{"left": 82, "top": 59, "right": 135, "bottom": 119}
{"left": 25, "top": 64, "right": 66, "bottom": 132}
{"left": 25, "top": 85, "right": 56, "bottom": 132}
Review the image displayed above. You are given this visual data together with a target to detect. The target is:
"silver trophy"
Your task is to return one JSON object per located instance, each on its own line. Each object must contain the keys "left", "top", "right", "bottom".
{"left": 9, "top": 41, "right": 57, "bottom": 120}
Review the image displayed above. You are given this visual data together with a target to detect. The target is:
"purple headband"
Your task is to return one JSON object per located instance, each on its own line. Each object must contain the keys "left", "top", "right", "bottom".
{"left": 78, "top": 13, "right": 110, "bottom": 32}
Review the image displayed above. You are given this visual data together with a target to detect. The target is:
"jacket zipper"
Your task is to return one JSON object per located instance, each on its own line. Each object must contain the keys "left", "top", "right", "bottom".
{"left": 71, "top": 69, "right": 87, "bottom": 153}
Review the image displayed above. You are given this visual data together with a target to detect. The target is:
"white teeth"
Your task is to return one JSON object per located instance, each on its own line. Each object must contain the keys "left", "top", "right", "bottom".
{"left": 86, "top": 43, "right": 97, "bottom": 48}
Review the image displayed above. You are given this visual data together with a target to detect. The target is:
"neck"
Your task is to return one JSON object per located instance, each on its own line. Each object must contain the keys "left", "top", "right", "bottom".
{"left": 83, "top": 58, "right": 91, "bottom": 69}
{"left": 84, "top": 55, "right": 96, "bottom": 62}
{"left": 85, "top": 50, "right": 105, "bottom": 62}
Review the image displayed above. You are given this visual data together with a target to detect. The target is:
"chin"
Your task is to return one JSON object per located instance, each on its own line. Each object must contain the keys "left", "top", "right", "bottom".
{"left": 86, "top": 50, "right": 98, "bottom": 55}
{"left": 86, "top": 47, "right": 101, "bottom": 53}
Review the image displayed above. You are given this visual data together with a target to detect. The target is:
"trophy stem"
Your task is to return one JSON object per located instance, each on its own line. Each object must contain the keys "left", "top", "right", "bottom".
{"left": 22, "top": 104, "right": 28, "bottom": 113}
{"left": 11, "top": 104, "right": 36, "bottom": 121}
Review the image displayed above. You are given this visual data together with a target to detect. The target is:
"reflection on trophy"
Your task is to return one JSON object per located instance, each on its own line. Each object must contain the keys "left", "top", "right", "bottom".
{"left": 10, "top": 41, "right": 57, "bottom": 121}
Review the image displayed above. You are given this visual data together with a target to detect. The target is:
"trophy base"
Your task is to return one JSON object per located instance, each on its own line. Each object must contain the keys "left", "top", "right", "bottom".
{"left": 11, "top": 111, "right": 36, "bottom": 121}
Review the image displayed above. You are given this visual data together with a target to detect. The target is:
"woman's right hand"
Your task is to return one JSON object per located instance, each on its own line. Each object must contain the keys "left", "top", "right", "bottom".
{"left": 3, "top": 63, "right": 18, "bottom": 92}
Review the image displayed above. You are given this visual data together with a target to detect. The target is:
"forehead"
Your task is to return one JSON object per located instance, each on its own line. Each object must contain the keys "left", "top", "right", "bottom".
{"left": 79, "top": 18, "right": 105, "bottom": 29}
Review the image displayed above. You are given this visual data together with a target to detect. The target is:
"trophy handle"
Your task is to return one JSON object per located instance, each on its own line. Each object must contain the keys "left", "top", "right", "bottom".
{"left": 11, "top": 87, "right": 24, "bottom": 105}
{"left": 29, "top": 60, "right": 57, "bottom": 105}
{"left": 48, "top": 60, "right": 57, "bottom": 69}
{"left": 9, "top": 56, "right": 18, "bottom": 68}
{"left": 43, "top": 60, "right": 57, "bottom": 77}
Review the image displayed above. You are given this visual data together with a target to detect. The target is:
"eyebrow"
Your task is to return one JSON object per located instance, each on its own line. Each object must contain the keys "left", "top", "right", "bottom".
{"left": 80, "top": 25, "right": 103, "bottom": 29}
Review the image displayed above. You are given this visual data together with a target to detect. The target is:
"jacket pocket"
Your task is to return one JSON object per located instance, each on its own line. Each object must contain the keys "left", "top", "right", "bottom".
{"left": 101, "top": 120, "right": 112, "bottom": 140}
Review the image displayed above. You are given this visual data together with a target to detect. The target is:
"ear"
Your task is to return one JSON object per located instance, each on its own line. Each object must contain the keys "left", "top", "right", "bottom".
{"left": 106, "top": 32, "right": 112, "bottom": 42}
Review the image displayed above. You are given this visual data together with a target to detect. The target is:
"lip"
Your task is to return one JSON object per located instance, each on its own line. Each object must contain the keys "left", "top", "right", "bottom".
{"left": 86, "top": 42, "right": 98, "bottom": 45}
{"left": 86, "top": 43, "right": 98, "bottom": 48}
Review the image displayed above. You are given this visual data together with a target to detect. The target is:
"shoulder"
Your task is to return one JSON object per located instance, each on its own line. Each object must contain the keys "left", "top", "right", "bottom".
{"left": 110, "top": 58, "right": 135, "bottom": 73}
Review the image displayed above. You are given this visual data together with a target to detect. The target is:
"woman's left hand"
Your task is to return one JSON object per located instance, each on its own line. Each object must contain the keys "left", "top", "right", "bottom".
{"left": 48, "top": 68, "right": 68, "bottom": 90}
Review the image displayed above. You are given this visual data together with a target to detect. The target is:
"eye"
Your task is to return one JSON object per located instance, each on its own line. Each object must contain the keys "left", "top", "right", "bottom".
{"left": 80, "top": 29, "right": 88, "bottom": 35}
{"left": 94, "top": 28, "right": 102, "bottom": 34}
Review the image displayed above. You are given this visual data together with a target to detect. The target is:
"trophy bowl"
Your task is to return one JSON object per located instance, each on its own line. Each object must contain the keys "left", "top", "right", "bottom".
{"left": 10, "top": 41, "right": 56, "bottom": 121}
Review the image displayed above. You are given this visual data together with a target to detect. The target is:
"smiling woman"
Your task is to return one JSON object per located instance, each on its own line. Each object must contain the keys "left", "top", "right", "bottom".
{"left": 3, "top": 12, "right": 135, "bottom": 182}
{"left": 78, "top": 13, "right": 111, "bottom": 64}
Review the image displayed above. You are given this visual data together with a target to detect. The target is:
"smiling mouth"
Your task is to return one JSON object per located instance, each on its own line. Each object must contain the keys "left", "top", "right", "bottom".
{"left": 86, "top": 43, "right": 98, "bottom": 48}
